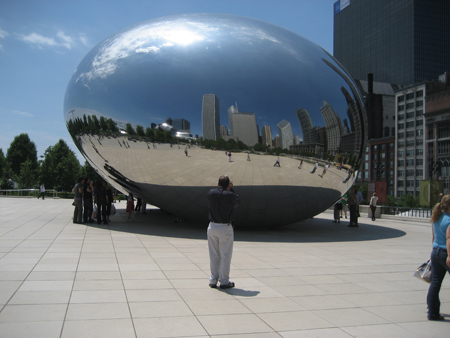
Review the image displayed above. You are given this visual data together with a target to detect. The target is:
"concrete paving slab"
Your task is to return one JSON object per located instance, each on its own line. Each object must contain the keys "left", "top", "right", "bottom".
{"left": 0, "top": 196, "right": 449, "bottom": 337}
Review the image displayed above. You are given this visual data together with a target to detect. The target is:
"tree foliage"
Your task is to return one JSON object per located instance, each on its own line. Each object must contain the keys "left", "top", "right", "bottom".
{"left": 6, "top": 133, "right": 38, "bottom": 177}
{"left": 18, "top": 160, "right": 36, "bottom": 189}
{"left": 38, "top": 139, "right": 81, "bottom": 191}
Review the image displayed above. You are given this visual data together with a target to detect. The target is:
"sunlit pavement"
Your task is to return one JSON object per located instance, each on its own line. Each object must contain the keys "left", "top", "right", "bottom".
{"left": 0, "top": 197, "right": 448, "bottom": 338}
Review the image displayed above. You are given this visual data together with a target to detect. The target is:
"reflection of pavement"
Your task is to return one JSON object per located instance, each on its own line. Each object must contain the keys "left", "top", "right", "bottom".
{"left": 81, "top": 135, "right": 351, "bottom": 190}
{"left": 0, "top": 197, "right": 446, "bottom": 337}
{"left": 79, "top": 136, "right": 355, "bottom": 226}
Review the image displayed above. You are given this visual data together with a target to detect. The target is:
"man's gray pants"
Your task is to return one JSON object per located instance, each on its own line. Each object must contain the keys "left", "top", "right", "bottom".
{"left": 207, "top": 222, "right": 234, "bottom": 286}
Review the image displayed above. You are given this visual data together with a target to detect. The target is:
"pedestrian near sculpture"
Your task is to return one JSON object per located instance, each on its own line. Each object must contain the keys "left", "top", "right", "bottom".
{"left": 369, "top": 192, "right": 378, "bottom": 221}
{"left": 426, "top": 195, "right": 450, "bottom": 321}
{"left": 273, "top": 157, "right": 280, "bottom": 167}
{"left": 311, "top": 161, "right": 319, "bottom": 173}
{"left": 207, "top": 175, "right": 241, "bottom": 289}
{"left": 73, "top": 178, "right": 84, "bottom": 224}
{"left": 37, "top": 183, "right": 45, "bottom": 200}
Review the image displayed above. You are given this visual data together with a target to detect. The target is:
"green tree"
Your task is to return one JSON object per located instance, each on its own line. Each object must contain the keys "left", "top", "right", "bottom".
{"left": 80, "top": 161, "right": 101, "bottom": 182}
{"left": 107, "top": 118, "right": 118, "bottom": 133}
{"left": 126, "top": 123, "right": 135, "bottom": 135}
{"left": 17, "top": 159, "right": 36, "bottom": 188}
{"left": 136, "top": 125, "right": 145, "bottom": 137}
{"left": 0, "top": 148, "right": 5, "bottom": 180}
{"left": 99, "top": 116, "right": 108, "bottom": 132}
{"left": 39, "top": 140, "right": 81, "bottom": 191}
{"left": 6, "top": 133, "right": 38, "bottom": 177}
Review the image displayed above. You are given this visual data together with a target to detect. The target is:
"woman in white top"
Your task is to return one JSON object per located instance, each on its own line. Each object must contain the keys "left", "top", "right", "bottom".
{"left": 369, "top": 192, "right": 378, "bottom": 221}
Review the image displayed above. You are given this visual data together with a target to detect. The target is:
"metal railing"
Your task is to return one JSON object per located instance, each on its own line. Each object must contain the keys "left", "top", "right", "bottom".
{"left": 380, "top": 206, "right": 432, "bottom": 218}
{"left": 0, "top": 189, "right": 60, "bottom": 198}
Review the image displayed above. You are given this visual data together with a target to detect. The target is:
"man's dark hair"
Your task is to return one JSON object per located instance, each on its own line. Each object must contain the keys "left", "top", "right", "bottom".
{"left": 218, "top": 175, "right": 230, "bottom": 189}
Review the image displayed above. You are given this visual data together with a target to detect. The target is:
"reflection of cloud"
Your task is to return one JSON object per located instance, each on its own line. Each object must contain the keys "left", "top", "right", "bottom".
{"left": 13, "top": 110, "right": 33, "bottom": 117}
{"left": 76, "top": 21, "right": 217, "bottom": 82}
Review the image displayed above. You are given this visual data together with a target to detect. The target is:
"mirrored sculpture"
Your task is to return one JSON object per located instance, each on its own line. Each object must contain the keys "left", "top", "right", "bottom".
{"left": 64, "top": 13, "right": 366, "bottom": 227}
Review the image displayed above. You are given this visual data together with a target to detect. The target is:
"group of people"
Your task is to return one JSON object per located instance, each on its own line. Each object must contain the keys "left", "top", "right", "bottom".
{"left": 333, "top": 186, "right": 365, "bottom": 227}
{"left": 72, "top": 177, "right": 114, "bottom": 225}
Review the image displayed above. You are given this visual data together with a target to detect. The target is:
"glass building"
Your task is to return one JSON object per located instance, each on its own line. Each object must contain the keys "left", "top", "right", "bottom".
{"left": 334, "top": 0, "right": 450, "bottom": 85}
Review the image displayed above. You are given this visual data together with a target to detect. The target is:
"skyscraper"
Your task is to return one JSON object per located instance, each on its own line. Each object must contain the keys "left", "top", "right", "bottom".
{"left": 202, "top": 94, "right": 220, "bottom": 140}
{"left": 334, "top": 0, "right": 450, "bottom": 85}
{"left": 277, "top": 120, "right": 294, "bottom": 150}
{"left": 228, "top": 111, "right": 259, "bottom": 147}
{"left": 172, "top": 118, "right": 190, "bottom": 133}
{"left": 320, "top": 101, "right": 343, "bottom": 154}
{"left": 261, "top": 126, "right": 272, "bottom": 148}
{"left": 296, "top": 108, "right": 318, "bottom": 144}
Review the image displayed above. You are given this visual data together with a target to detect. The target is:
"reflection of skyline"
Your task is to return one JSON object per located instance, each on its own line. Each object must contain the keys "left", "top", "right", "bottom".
{"left": 202, "top": 94, "right": 220, "bottom": 141}
{"left": 277, "top": 120, "right": 294, "bottom": 150}
{"left": 320, "top": 100, "right": 343, "bottom": 155}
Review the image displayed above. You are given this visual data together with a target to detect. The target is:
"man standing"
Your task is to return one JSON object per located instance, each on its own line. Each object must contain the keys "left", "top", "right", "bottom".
{"left": 73, "top": 178, "right": 84, "bottom": 224}
{"left": 207, "top": 175, "right": 241, "bottom": 289}
{"left": 311, "top": 161, "right": 319, "bottom": 173}
{"left": 37, "top": 183, "right": 45, "bottom": 200}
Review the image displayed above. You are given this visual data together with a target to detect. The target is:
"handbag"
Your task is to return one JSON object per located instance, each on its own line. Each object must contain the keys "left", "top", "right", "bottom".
{"left": 413, "top": 260, "right": 432, "bottom": 283}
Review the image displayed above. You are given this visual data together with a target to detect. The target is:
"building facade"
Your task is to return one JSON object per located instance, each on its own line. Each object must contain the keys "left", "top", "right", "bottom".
{"left": 395, "top": 83, "right": 426, "bottom": 197}
{"left": 201, "top": 94, "right": 220, "bottom": 140}
{"left": 277, "top": 120, "right": 294, "bottom": 150}
{"left": 334, "top": 0, "right": 450, "bottom": 85}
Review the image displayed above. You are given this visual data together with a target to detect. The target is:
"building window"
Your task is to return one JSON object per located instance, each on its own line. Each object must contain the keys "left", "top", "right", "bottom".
{"left": 406, "top": 121, "right": 414, "bottom": 128}
{"left": 416, "top": 90, "right": 423, "bottom": 98}
{"left": 398, "top": 150, "right": 404, "bottom": 157}
{"left": 406, "top": 112, "right": 415, "bottom": 119}
{"left": 389, "top": 143, "right": 394, "bottom": 150}
{"left": 392, "top": 127, "right": 395, "bottom": 136}
{"left": 416, "top": 129, "right": 423, "bottom": 136}
{"left": 416, "top": 149, "right": 423, "bottom": 155}
{"left": 406, "top": 131, "right": 415, "bottom": 137}
{"left": 398, "top": 170, "right": 404, "bottom": 177}
{"left": 381, "top": 144, "right": 386, "bottom": 151}
{"left": 417, "top": 159, "right": 423, "bottom": 165}
{"left": 398, "top": 123, "right": 404, "bottom": 130}
{"left": 398, "top": 132, "right": 404, "bottom": 138}
{"left": 398, "top": 114, "right": 404, "bottom": 120}
{"left": 417, "top": 100, "right": 423, "bottom": 107}
{"left": 416, "top": 169, "right": 423, "bottom": 176}
{"left": 406, "top": 93, "right": 415, "bottom": 100}
{"left": 407, "top": 180, "right": 415, "bottom": 187}
{"left": 398, "top": 105, "right": 405, "bottom": 111}
{"left": 406, "top": 159, "right": 414, "bottom": 166}
{"left": 398, "top": 160, "right": 404, "bottom": 166}
{"left": 416, "top": 110, "right": 423, "bottom": 117}
{"left": 417, "top": 138, "right": 423, "bottom": 145}
{"left": 398, "top": 180, "right": 404, "bottom": 187}
{"left": 398, "top": 96, "right": 405, "bottom": 103}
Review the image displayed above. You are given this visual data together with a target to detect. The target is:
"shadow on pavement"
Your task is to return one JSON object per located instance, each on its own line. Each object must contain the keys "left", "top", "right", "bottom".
{"left": 90, "top": 207, "right": 406, "bottom": 244}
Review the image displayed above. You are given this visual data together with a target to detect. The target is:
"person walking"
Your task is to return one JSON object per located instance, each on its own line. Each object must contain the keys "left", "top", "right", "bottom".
{"left": 298, "top": 159, "right": 303, "bottom": 169}
{"left": 426, "top": 195, "right": 450, "bottom": 321}
{"left": 273, "top": 157, "right": 280, "bottom": 167}
{"left": 311, "top": 161, "right": 319, "bottom": 173}
{"left": 207, "top": 175, "right": 241, "bottom": 289}
{"left": 369, "top": 192, "right": 378, "bottom": 221}
{"left": 320, "top": 164, "right": 329, "bottom": 177}
{"left": 37, "top": 183, "right": 45, "bottom": 200}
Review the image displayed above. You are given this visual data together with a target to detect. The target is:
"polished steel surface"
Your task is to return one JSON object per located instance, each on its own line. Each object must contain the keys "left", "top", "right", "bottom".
{"left": 64, "top": 14, "right": 366, "bottom": 227}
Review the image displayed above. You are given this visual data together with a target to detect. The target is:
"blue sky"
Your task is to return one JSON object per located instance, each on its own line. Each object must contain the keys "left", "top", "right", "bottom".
{"left": 0, "top": 0, "right": 336, "bottom": 162}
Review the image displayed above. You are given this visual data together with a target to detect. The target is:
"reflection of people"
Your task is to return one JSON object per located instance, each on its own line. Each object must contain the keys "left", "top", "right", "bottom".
{"left": 37, "top": 183, "right": 45, "bottom": 200}
{"left": 298, "top": 159, "right": 303, "bottom": 169}
{"left": 207, "top": 175, "right": 241, "bottom": 289}
{"left": 369, "top": 192, "right": 378, "bottom": 221}
{"left": 320, "top": 164, "right": 329, "bottom": 177}
{"left": 184, "top": 148, "right": 188, "bottom": 156}
{"left": 228, "top": 151, "right": 232, "bottom": 162}
{"left": 439, "top": 193, "right": 444, "bottom": 202}
{"left": 343, "top": 168, "right": 353, "bottom": 183}
{"left": 273, "top": 157, "right": 280, "bottom": 167}
{"left": 247, "top": 152, "right": 251, "bottom": 161}
{"left": 341, "top": 194, "right": 348, "bottom": 219}
{"left": 427, "top": 195, "right": 450, "bottom": 321}
{"left": 311, "top": 161, "right": 319, "bottom": 173}
{"left": 333, "top": 200, "right": 342, "bottom": 223}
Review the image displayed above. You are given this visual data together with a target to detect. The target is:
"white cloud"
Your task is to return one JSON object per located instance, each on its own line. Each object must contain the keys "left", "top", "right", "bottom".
{"left": 79, "top": 34, "right": 90, "bottom": 47}
{"left": 56, "top": 31, "right": 75, "bottom": 50}
{"left": 13, "top": 110, "right": 33, "bottom": 117}
{"left": 19, "top": 32, "right": 59, "bottom": 48}
{"left": 0, "top": 27, "right": 8, "bottom": 39}
{"left": 18, "top": 30, "right": 89, "bottom": 51}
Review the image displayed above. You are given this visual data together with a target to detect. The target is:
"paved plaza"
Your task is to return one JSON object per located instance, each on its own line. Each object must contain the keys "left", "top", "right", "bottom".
{"left": 0, "top": 197, "right": 448, "bottom": 337}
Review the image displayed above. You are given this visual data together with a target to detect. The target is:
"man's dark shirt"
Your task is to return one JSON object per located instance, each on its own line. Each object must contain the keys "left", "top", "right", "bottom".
{"left": 208, "top": 187, "right": 241, "bottom": 223}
